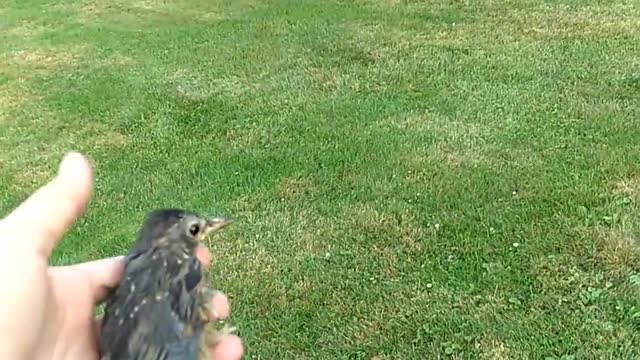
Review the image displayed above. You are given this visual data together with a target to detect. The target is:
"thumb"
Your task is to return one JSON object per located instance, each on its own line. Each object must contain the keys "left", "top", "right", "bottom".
{"left": 51, "top": 256, "right": 126, "bottom": 302}
{"left": 1, "top": 152, "right": 93, "bottom": 257}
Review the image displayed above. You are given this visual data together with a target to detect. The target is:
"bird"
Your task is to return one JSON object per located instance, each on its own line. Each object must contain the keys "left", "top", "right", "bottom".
{"left": 98, "top": 208, "right": 234, "bottom": 360}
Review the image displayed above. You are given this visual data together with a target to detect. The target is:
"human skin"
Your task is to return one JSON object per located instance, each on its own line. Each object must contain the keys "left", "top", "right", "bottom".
{"left": 0, "top": 152, "right": 244, "bottom": 360}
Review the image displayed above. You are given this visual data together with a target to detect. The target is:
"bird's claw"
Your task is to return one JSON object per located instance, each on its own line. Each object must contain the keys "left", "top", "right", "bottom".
{"left": 198, "top": 324, "right": 237, "bottom": 360}
{"left": 204, "top": 323, "right": 237, "bottom": 346}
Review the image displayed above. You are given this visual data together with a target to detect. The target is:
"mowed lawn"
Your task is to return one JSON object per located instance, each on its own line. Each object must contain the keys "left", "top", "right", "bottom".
{"left": 2, "top": 0, "right": 640, "bottom": 358}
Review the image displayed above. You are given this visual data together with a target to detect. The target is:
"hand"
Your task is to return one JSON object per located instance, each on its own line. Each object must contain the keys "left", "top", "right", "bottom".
{"left": 0, "top": 153, "right": 244, "bottom": 359}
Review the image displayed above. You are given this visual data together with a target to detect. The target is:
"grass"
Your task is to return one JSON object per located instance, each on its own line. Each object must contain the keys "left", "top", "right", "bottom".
{"left": 1, "top": 0, "right": 640, "bottom": 358}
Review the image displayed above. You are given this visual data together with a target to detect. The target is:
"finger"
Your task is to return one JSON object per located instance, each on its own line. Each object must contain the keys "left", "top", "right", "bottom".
{"left": 209, "top": 335, "right": 244, "bottom": 360}
{"left": 195, "top": 245, "right": 211, "bottom": 268}
{"left": 66, "top": 256, "right": 125, "bottom": 302}
{"left": 1, "top": 152, "right": 93, "bottom": 257}
{"left": 211, "top": 292, "right": 230, "bottom": 320}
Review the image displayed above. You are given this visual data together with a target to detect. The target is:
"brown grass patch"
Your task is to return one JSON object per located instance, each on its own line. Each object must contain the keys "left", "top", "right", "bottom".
{"left": 0, "top": 45, "right": 85, "bottom": 79}
{"left": 92, "top": 130, "right": 129, "bottom": 148}
{"left": 612, "top": 177, "right": 640, "bottom": 199}
{"left": 275, "top": 176, "right": 315, "bottom": 200}
{"left": 77, "top": 0, "right": 170, "bottom": 17}
{"left": 477, "top": 336, "right": 512, "bottom": 360}
{"left": 591, "top": 228, "right": 640, "bottom": 271}
{"left": 75, "top": 0, "right": 233, "bottom": 23}
{"left": 77, "top": 1, "right": 112, "bottom": 18}
{"left": 3, "top": 48, "right": 83, "bottom": 68}
{"left": 531, "top": 227, "right": 639, "bottom": 304}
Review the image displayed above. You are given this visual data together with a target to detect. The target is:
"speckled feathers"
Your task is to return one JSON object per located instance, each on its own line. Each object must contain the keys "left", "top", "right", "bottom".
{"left": 98, "top": 208, "right": 228, "bottom": 360}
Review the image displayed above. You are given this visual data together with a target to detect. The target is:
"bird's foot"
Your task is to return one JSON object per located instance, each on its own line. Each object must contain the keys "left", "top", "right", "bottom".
{"left": 204, "top": 323, "right": 237, "bottom": 347}
{"left": 198, "top": 323, "right": 237, "bottom": 360}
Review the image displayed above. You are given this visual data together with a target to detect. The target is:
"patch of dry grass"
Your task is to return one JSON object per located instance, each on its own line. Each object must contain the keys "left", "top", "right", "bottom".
{"left": 477, "top": 337, "right": 512, "bottom": 360}
{"left": 0, "top": 45, "right": 86, "bottom": 79}
{"left": 612, "top": 177, "right": 640, "bottom": 200}
{"left": 275, "top": 176, "right": 316, "bottom": 201}
{"left": 73, "top": 0, "right": 260, "bottom": 23}
{"left": 2, "top": 47, "right": 83, "bottom": 67}
{"left": 591, "top": 227, "right": 640, "bottom": 271}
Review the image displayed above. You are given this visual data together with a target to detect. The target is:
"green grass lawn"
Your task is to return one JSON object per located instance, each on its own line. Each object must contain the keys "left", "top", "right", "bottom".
{"left": 2, "top": 0, "right": 640, "bottom": 358}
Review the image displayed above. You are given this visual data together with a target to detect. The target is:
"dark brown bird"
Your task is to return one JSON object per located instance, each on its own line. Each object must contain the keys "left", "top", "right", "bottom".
{"left": 98, "top": 208, "right": 233, "bottom": 360}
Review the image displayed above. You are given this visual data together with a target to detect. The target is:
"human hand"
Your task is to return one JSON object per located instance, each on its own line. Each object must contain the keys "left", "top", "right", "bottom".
{"left": 0, "top": 152, "right": 243, "bottom": 359}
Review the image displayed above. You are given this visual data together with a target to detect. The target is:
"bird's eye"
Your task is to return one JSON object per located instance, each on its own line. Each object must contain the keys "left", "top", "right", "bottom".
{"left": 188, "top": 224, "right": 200, "bottom": 236}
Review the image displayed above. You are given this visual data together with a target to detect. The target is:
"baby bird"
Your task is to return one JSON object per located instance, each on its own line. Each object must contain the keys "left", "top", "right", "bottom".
{"left": 99, "top": 208, "right": 233, "bottom": 360}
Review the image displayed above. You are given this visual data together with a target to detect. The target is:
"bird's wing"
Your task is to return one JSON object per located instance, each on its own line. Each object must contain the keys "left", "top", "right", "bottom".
{"left": 164, "top": 335, "right": 202, "bottom": 359}
{"left": 169, "top": 257, "right": 204, "bottom": 323}
{"left": 99, "top": 250, "right": 203, "bottom": 360}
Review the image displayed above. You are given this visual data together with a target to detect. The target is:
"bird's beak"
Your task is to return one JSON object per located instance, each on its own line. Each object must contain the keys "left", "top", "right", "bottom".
{"left": 202, "top": 216, "right": 233, "bottom": 241}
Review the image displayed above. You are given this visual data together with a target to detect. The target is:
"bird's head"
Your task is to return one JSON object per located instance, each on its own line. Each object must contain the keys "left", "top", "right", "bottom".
{"left": 133, "top": 208, "right": 233, "bottom": 252}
